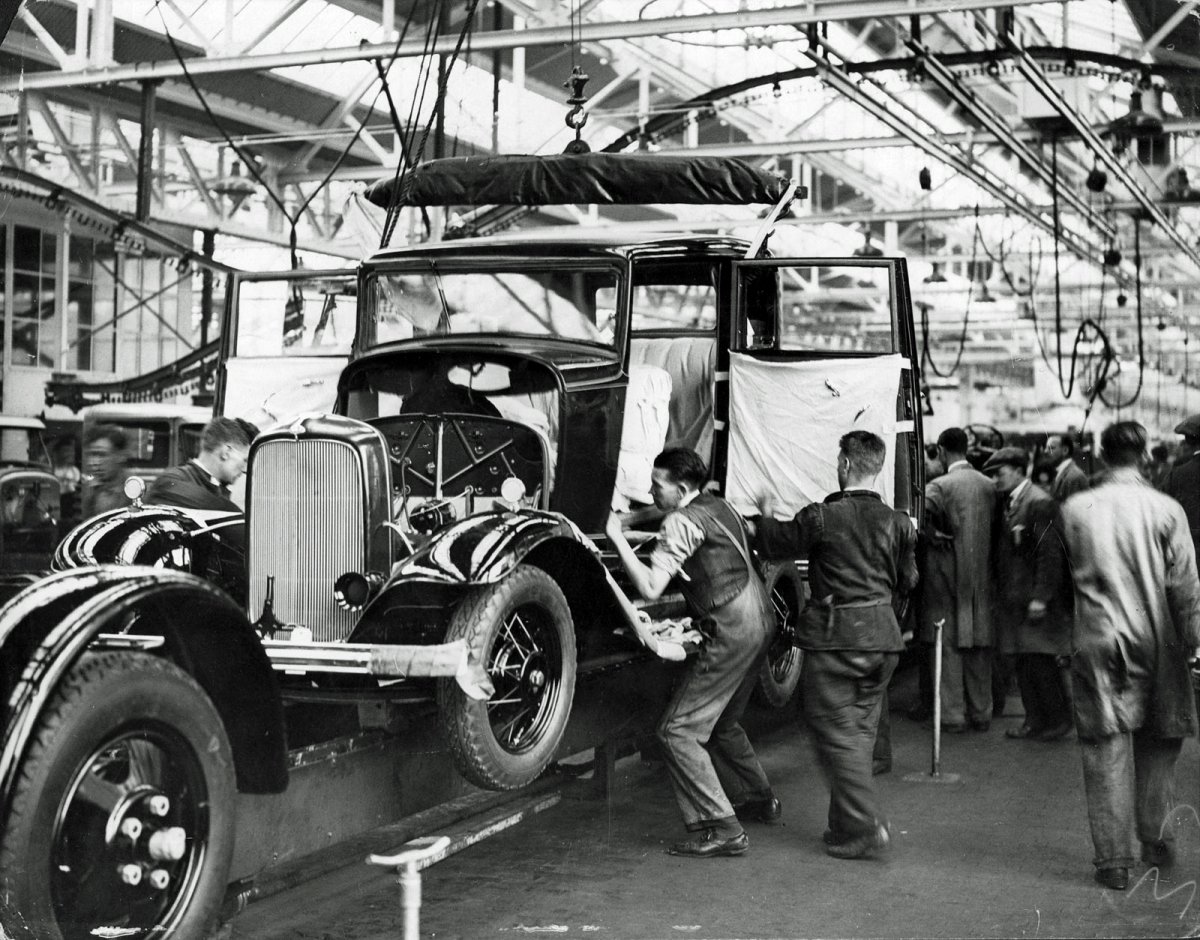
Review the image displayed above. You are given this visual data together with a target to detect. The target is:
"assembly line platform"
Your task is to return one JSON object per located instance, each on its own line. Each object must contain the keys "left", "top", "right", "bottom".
{"left": 227, "top": 669, "right": 1200, "bottom": 940}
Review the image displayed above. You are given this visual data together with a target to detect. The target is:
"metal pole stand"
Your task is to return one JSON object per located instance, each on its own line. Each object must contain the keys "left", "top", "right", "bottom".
{"left": 903, "top": 620, "right": 962, "bottom": 785}
{"left": 368, "top": 835, "right": 452, "bottom": 940}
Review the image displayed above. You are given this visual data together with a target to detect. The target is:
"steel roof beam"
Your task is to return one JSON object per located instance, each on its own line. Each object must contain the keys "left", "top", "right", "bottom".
{"left": 806, "top": 39, "right": 1104, "bottom": 267}
{"left": 981, "top": 14, "right": 1200, "bottom": 274}
{"left": 906, "top": 35, "right": 1116, "bottom": 241}
{"left": 0, "top": 0, "right": 1049, "bottom": 92}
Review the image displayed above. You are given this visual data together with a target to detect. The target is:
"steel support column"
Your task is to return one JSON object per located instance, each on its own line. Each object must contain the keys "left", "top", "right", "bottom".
{"left": 136, "top": 80, "right": 159, "bottom": 222}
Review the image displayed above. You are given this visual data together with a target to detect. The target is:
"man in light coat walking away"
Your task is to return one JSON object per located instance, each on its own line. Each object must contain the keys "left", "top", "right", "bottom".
{"left": 926, "top": 427, "right": 996, "bottom": 732}
{"left": 1060, "top": 421, "right": 1200, "bottom": 891}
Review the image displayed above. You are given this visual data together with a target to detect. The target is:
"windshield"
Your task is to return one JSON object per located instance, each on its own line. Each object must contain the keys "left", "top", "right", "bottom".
{"left": 364, "top": 263, "right": 620, "bottom": 351}
{"left": 0, "top": 428, "right": 52, "bottom": 469}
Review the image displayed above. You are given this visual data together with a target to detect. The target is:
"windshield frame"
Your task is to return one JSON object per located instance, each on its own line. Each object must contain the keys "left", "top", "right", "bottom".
{"left": 359, "top": 257, "right": 627, "bottom": 355}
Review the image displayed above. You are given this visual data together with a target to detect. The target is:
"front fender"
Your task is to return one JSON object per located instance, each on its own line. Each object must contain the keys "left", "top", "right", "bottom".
{"left": 54, "top": 505, "right": 247, "bottom": 603}
{"left": 395, "top": 510, "right": 592, "bottom": 585}
{"left": 349, "top": 510, "right": 611, "bottom": 643}
{"left": 0, "top": 567, "right": 286, "bottom": 817}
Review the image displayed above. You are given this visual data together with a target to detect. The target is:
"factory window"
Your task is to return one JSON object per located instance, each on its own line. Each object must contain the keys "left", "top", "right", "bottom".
{"left": 115, "top": 254, "right": 192, "bottom": 375}
{"left": 777, "top": 264, "right": 896, "bottom": 354}
{"left": 10, "top": 225, "right": 60, "bottom": 369}
{"left": 630, "top": 263, "right": 718, "bottom": 333}
{"left": 65, "top": 236, "right": 117, "bottom": 372}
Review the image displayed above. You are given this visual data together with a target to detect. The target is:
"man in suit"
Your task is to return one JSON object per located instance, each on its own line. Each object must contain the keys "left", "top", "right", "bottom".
{"left": 1043, "top": 433, "right": 1089, "bottom": 502}
{"left": 983, "top": 447, "right": 1072, "bottom": 742}
{"left": 1162, "top": 413, "right": 1200, "bottom": 564}
{"left": 926, "top": 427, "right": 995, "bottom": 732}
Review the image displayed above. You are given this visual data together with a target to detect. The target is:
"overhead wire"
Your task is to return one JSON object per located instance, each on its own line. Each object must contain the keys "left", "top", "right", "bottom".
{"left": 921, "top": 205, "right": 981, "bottom": 379}
{"left": 152, "top": 0, "right": 420, "bottom": 267}
{"left": 379, "top": 0, "right": 486, "bottom": 247}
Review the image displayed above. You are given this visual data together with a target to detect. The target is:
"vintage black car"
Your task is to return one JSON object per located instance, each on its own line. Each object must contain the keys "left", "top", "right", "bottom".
{"left": 0, "top": 154, "right": 922, "bottom": 939}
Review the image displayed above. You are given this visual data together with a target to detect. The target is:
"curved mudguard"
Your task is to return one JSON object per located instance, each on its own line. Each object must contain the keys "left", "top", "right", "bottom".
{"left": 350, "top": 509, "right": 618, "bottom": 641}
{"left": 394, "top": 509, "right": 596, "bottom": 585}
{"left": 54, "top": 504, "right": 247, "bottom": 601}
{"left": 0, "top": 566, "right": 287, "bottom": 818}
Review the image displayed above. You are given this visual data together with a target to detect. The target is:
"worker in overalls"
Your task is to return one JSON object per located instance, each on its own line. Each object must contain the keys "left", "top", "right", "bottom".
{"left": 606, "top": 447, "right": 777, "bottom": 858}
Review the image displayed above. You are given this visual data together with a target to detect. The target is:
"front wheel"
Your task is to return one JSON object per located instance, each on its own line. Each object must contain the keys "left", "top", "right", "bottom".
{"left": 755, "top": 562, "right": 807, "bottom": 708}
{"left": 0, "top": 652, "right": 236, "bottom": 940}
{"left": 438, "top": 565, "right": 576, "bottom": 790}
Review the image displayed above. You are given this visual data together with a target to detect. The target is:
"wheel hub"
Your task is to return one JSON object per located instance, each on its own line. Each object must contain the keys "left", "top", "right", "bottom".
{"left": 99, "top": 779, "right": 189, "bottom": 898}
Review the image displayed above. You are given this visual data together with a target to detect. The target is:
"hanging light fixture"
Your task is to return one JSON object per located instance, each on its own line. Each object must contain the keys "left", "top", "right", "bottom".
{"left": 923, "top": 261, "right": 947, "bottom": 283}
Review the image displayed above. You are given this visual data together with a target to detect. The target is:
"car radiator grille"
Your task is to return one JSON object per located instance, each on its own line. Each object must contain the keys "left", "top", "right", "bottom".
{"left": 248, "top": 439, "right": 365, "bottom": 642}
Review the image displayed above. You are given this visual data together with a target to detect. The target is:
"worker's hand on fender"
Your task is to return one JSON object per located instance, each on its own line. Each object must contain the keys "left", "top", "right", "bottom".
{"left": 605, "top": 512, "right": 626, "bottom": 544}
{"left": 1027, "top": 599, "right": 1047, "bottom": 620}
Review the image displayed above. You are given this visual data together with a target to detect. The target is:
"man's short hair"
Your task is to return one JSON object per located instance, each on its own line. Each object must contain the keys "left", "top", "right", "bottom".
{"left": 1100, "top": 421, "right": 1147, "bottom": 467}
{"left": 653, "top": 447, "right": 708, "bottom": 489}
{"left": 201, "top": 416, "right": 259, "bottom": 453}
{"left": 1151, "top": 443, "right": 1169, "bottom": 461}
{"left": 840, "top": 430, "right": 887, "bottom": 478}
{"left": 1047, "top": 433, "right": 1075, "bottom": 456}
{"left": 84, "top": 423, "right": 126, "bottom": 451}
{"left": 937, "top": 427, "right": 969, "bottom": 455}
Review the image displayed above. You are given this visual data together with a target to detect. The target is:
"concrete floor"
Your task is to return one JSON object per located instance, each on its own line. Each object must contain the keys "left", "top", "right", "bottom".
{"left": 230, "top": 671, "right": 1200, "bottom": 940}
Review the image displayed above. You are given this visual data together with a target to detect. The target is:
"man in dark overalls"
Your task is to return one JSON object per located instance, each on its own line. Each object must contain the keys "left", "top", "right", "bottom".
{"left": 606, "top": 447, "right": 777, "bottom": 858}
{"left": 754, "top": 430, "right": 917, "bottom": 859}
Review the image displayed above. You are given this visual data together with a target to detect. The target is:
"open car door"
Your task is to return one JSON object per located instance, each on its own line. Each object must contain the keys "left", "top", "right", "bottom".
{"left": 723, "top": 256, "right": 923, "bottom": 527}
{"left": 217, "top": 269, "right": 359, "bottom": 427}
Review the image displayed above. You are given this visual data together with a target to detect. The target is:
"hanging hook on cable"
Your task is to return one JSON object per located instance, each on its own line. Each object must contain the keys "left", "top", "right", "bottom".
{"left": 563, "top": 66, "right": 591, "bottom": 154}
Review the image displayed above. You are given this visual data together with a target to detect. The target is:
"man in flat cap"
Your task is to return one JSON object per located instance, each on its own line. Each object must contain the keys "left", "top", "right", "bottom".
{"left": 1162, "top": 413, "right": 1200, "bottom": 563}
{"left": 984, "top": 447, "right": 1072, "bottom": 742}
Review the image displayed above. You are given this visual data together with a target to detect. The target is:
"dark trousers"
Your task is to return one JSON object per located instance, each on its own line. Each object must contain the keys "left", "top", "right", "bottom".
{"left": 1016, "top": 652, "right": 1071, "bottom": 731}
{"left": 657, "top": 616, "right": 773, "bottom": 831}
{"left": 803, "top": 649, "right": 899, "bottom": 839}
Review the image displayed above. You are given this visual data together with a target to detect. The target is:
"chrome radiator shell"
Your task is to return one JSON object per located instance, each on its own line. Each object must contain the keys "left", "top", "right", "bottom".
{"left": 246, "top": 417, "right": 393, "bottom": 642}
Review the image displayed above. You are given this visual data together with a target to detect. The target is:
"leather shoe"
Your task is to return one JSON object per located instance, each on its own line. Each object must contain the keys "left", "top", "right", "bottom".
{"left": 826, "top": 822, "right": 891, "bottom": 860}
{"left": 1095, "top": 867, "right": 1129, "bottom": 890}
{"left": 733, "top": 796, "right": 782, "bottom": 824}
{"left": 1005, "top": 724, "right": 1039, "bottom": 739}
{"left": 969, "top": 719, "right": 991, "bottom": 732}
{"left": 1142, "top": 840, "right": 1173, "bottom": 867}
{"left": 667, "top": 829, "right": 749, "bottom": 858}
{"left": 822, "top": 828, "right": 850, "bottom": 846}
{"left": 940, "top": 722, "right": 968, "bottom": 734}
{"left": 872, "top": 759, "right": 892, "bottom": 776}
{"left": 1035, "top": 721, "right": 1072, "bottom": 742}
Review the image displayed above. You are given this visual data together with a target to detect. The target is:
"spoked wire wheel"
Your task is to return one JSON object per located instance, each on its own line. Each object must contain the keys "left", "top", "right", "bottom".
{"left": 439, "top": 565, "right": 577, "bottom": 790}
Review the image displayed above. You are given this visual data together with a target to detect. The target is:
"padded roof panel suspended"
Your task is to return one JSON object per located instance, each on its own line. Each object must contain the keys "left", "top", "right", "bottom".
{"left": 365, "top": 153, "right": 794, "bottom": 208}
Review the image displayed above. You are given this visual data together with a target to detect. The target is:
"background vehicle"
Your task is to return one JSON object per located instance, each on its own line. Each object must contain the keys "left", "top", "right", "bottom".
{"left": 1, "top": 154, "right": 922, "bottom": 939}
{"left": 0, "top": 416, "right": 61, "bottom": 578}
{"left": 80, "top": 402, "right": 212, "bottom": 482}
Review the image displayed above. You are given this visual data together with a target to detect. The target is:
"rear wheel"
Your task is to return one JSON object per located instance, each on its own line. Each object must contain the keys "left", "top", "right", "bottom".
{"left": 0, "top": 652, "right": 236, "bottom": 940}
{"left": 438, "top": 565, "right": 576, "bottom": 790}
{"left": 755, "top": 562, "right": 807, "bottom": 708}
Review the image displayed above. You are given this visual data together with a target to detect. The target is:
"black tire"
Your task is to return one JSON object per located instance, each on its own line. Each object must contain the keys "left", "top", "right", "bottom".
{"left": 755, "top": 562, "right": 807, "bottom": 708}
{"left": 0, "top": 652, "right": 236, "bottom": 940}
{"left": 438, "top": 565, "right": 576, "bottom": 790}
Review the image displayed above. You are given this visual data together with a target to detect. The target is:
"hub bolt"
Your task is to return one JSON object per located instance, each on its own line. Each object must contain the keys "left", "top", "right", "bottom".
{"left": 148, "top": 869, "right": 170, "bottom": 890}
{"left": 119, "top": 864, "right": 142, "bottom": 886}
{"left": 120, "top": 817, "right": 143, "bottom": 841}
{"left": 147, "top": 795, "right": 170, "bottom": 817}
